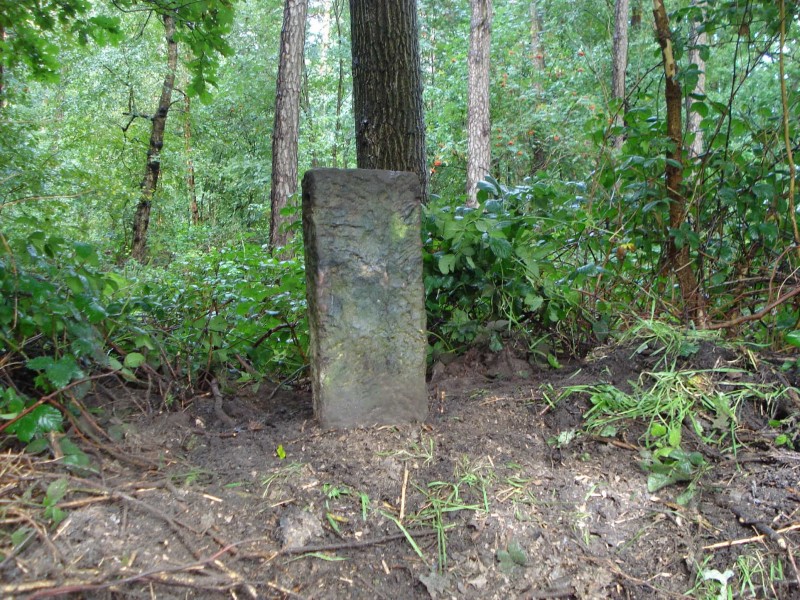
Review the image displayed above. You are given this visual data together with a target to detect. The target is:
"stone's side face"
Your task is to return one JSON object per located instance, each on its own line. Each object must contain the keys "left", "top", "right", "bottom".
{"left": 302, "top": 169, "right": 428, "bottom": 428}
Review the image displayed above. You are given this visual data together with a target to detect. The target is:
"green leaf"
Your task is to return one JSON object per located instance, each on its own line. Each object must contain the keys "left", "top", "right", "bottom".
{"left": 26, "top": 438, "right": 50, "bottom": 454}
{"left": 487, "top": 236, "right": 512, "bottom": 259}
{"left": 438, "top": 254, "right": 456, "bottom": 275}
{"left": 73, "top": 242, "right": 98, "bottom": 265}
{"left": 27, "top": 356, "right": 55, "bottom": 372}
{"left": 300, "top": 552, "right": 347, "bottom": 562}
{"left": 123, "top": 353, "right": 146, "bottom": 369}
{"left": 47, "top": 357, "right": 84, "bottom": 389}
{"left": 647, "top": 472, "right": 677, "bottom": 493}
{"left": 12, "top": 405, "right": 63, "bottom": 443}
{"left": 785, "top": 331, "right": 800, "bottom": 348}
{"left": 668, "top": 428, "right": 682, "bottom": 448}
{"left": 27, "top": 356, "right": 83, "bottom": 389}
{"left": 276, "top": 444, "right": 286, "bottom": 460}
{"left": 524, "top": 294, "right": 543, "bottom": 310}
{"left": 209, "top": 315, "right": 228, "bottom": 332}
{"left": 546, "top": 354, "right": 561, "bottom": 369}
{"left": 506, "top": 541, "right": 528, "bottom": 566}
{"left": 11, "top": 527, "right": 33, "bottom": 548}
{"left": 45, "top": 478, "right": 69, "bottom": 506}
{"left": 135, "top": 335, "right": 156, "bottom": 351}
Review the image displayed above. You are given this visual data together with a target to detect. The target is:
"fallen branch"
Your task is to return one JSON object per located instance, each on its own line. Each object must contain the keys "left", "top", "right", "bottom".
{"left": 707, "top": 285, "right": 800, "bottom": 330}
{"left": 8, "top": 528, "right": 439, "bottom": 599}
{"left": 703, "top": 523, "right": 800, "bottom": 550}
{"left": 280, "top": 528, "right": 438, "bottom": 555}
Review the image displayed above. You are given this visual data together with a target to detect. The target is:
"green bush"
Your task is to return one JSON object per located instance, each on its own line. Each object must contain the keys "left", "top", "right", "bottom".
{"left": 422, "top": 175, "right": 613, "bottom": 358}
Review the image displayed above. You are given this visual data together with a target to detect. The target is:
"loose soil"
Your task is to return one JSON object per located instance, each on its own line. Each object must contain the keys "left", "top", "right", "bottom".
{"left": 3, "top": 342, "right": 800, "bottom": 599}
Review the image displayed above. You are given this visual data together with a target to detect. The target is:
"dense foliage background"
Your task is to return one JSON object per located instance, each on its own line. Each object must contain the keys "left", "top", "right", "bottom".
{"left": 1, "top": 0, "right": 799, "bottom": 443}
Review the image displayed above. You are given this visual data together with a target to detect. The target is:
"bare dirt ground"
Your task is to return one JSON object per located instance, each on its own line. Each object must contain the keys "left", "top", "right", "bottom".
{"left": 3, "top": 342, "right": 800, "bottom": 599}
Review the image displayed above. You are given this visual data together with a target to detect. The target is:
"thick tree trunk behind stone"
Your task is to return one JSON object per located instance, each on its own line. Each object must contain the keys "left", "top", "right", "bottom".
{"left": 686, "top": 0, "right": 707, "bottom": 159}
{"left": 184, "top": 95, "right": 200, "bottom": 225}
{"left": 653, "top": 0, "right": 705, "bottom": 324}
{"left": 269, "top": 0, "right": 308, "bottom": 251}
{"left": 610, "top": 0, "right": 629, "bottom": 150}
{"left": 349, "top": 0, "right": 427, "bottom": 202}
{"left": 131, "top": 14, "right": 178, "bottom": 262}
{"left": 466, "top": 0, "right": 492, "bottom": 207}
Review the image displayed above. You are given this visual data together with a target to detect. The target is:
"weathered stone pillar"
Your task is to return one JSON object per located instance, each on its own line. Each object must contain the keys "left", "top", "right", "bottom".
{"left": 302, "top": 169, "right": 428, "bottom": 428}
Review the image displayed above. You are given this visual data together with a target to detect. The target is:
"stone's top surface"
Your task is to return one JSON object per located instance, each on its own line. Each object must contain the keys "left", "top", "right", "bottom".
{"left": 302, "top": 168, "right": 427, "bottom": 428}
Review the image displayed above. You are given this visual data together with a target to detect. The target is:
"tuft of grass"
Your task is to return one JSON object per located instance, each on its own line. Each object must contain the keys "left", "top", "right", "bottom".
{"left": 615, "top": 316, "right": 723, "bottom": 368}
{"left": 378, "top": 434, "right": 436, "bottom": 467}
{"left": 261, "top": 462, "right": 305, "bottom": 500}
{"left": 559, "top": 367, "right": 793, "bottom": 503}
{"left": 408, "top": 457, "right": 492, "bottom": 572}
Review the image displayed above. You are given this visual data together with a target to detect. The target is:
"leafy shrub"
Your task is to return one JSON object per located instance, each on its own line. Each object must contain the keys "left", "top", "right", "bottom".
{"left": 138, "top": 233, "right": 308, "bottom": 384}
{"left": 0, "top": 219, "right": 149, "bottom": 445}
{"left": 422, "top": 175, "right": 614, "bottom": 358}
{"left": 0, "top": 217, "right": 308, "bottom": 447}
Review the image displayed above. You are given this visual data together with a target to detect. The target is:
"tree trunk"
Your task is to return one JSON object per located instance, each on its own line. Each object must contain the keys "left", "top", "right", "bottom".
{"left": 349, "top": 0, "right": 427, "bottom": 202}
{"left": 530, "top": 1, "right": 545, "bottom": 82}
{"left": 184, "top": 95, "right": 200, "bottom": 225}
{"left": 0, "top": 25, "right": 5, "bottom": 108}
{"left": 466, "top": 0, "right": 492, "bottom": 207}
{"left": 331, "top": 0, "right": 346, "bottom": 169}
{"left": 269, "top": 0, "right": 309, "bottom": 251}
{"left": 631, "top": 0, "right": 642, "bottom": 28}
{"left": 652, "top": 0, "right": 704, "bottom": 324}
{"left": 685, "top": 0, "right": 707, "bottom": 159}
{"left": 131, "top": 13, "right": 178, "bottom": 262}
{"left": 610, "top": 0, "right": 629, "bottom": 150}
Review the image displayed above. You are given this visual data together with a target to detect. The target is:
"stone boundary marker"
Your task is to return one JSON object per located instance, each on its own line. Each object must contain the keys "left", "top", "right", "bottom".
{"left": 302, "top": 169, "right": 428, "bottom": 428}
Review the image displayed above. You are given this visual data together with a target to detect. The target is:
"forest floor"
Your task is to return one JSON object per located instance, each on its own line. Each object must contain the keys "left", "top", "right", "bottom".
{"left": 3, "top": 339, "right": 800, "bottom": 599}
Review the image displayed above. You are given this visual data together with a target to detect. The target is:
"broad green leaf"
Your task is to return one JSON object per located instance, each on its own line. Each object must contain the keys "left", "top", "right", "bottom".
{"left": 647, "top": 472, "right": 677, "bottom": 493}
{"left": 123, "top": 353, "right": 146, "bottom": 369}
{"left": 785, "top": 331, "right": 800, "bottom": 348}
{"left": 668, "top": 428, "right": 681, "bottom": 448}
{"left": 438, "top": 254, "right": 456, "bottom": 274}
{"left": 12, "top": 405, "right": 63, "bottom": 443}
{"left": 26, "top": 438, "right": 50, "bottom": 454}
{"left": 11, "top": 527, "right": 33, "bottom": 548}
{"left": 524, "top": 294, "right": 543, "bottom": 310}
{"left": 45, "top": 478, "right": 69, "bottom": 506}
{"left": 47, "top": 357, "right": 84, "bottom": 389}
{"left": 487, "top": 236, "right": 512, "bottom": 259}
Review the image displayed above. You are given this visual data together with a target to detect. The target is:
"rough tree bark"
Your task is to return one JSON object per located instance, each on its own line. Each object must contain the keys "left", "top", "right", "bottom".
{"left": 466, "top": 0, "right": 492, "bottom": 207}
{"left": 685, "top": 0, "right": 707, "bottom": 159}
{"left": 331, "top": 0, "right": 346, "bottom": 169}
{"left": 184, "top": 95, "right": 200, "bottom": 225}
{"left": 610, "top": 0, "right": 629, "bottom": 150}
{"left": 0, "top": 25, "right": 5, "bottom": 108}
{"left": 131, "top": 13, "right": 178, "bottom": 262}
{"left": 530, "top": 1, "right": 545, "bottom": 84}
{"left": 652, "top": 0, "right": 705, "bottom": 324}
{"left": 269, "top": 0, "right": 308, "bottom": 251}
{"left": 349, "top": 0, "right": 427, "bottom": 202}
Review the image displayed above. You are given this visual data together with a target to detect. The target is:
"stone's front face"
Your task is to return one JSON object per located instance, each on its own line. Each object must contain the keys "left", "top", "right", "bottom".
{"left": 302, "top": 169, "right": 428, "bottom": 428}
